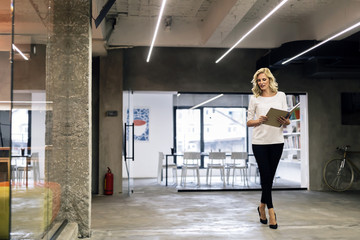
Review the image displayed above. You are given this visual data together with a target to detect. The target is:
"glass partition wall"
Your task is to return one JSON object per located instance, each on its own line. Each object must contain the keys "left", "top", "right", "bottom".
{"left": 7, "top": 0, "right": 62, "bottom": 239}
{"left": 174, "top": 93, "right": 308, "bottom": 190}
{"left": 8, "top": 0, "right": 93, "bottom": 238}
{"left": 174, "top": 93, "right": 250, "bottom": 189}
{"left": 0, "top": 1, "right": 12, "bottom": 238}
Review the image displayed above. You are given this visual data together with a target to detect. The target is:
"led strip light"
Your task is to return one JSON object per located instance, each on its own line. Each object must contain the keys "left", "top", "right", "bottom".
{"left": 12, "top": 44, "right": 29, "bottom": 60}
{"left": 189, "top": 94, "right": 224, "bottom": 110}
{"left": 215, "top": 0, "right": 288, "bottom": 63}
{"left": 146, "top": 0, "right": 167, "bottom": 62}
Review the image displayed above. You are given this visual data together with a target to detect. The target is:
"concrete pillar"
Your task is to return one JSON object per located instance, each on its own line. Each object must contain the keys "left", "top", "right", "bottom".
{"left": 46, "top": 0, "right": 91, "bottom": 237}
{"left": 99, "top": 50, "right": 123, "bottom": 195}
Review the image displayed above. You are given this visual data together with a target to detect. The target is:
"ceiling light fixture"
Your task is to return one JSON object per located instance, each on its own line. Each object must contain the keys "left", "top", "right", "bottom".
{"left": 146, "top": 0, "right": 167, "bottom": 63}
{"left": 189, "top": 94, "right": 224, "bottom": 110}
{"left": 282, "top": 21, "right": 360, "bottom": 65}
{"left": 215, "top": 0, "right": 288, "bottom": 63}
{"left": 12, "top": 44, "right": 29, "bottom": 60}
{"left": 0, "top": 101, "right": 53, "bottom": 104}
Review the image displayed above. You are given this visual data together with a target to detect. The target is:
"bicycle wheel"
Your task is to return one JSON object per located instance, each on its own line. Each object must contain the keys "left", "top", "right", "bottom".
{"left": 323, "top": 159, "right": 354, "bottom": 191}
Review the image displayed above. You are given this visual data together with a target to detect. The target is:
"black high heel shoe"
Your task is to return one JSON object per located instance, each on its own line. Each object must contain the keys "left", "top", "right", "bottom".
{"left": 257, "top": 207, "right": 268, "bottom": 224}
{"left": 269, "top": 213, "right": 278, "bottom": 229}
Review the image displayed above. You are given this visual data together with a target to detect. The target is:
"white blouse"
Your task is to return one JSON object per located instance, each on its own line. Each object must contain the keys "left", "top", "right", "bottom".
{"left": 247, "top": 91, "right": 288, "bottom": 145}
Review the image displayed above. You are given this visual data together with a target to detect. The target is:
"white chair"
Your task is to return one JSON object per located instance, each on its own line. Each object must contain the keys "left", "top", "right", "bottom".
{"left": 181, "top": 152, "right": 201, "bottom": 187}
{"left": 16, "top": 153, "right": 40, "bottom": 185}
{"left": 226, "top": 152, "right": 249, "bottom": 186}
{"left": 249, "top": 157, "right": 260, "bottom": 184}
{"left": 157, "top": 152, "right": 178, "bottom": 185}
{"left": 206, "top": 152, "right": 226, "bottom": 186}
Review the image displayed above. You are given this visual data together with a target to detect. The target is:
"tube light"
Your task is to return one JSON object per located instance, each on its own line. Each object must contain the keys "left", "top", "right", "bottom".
{"left": 0, "top": 101, "right": 53, "bottom": 104}
{"left": 12, "top": 44, "right": 29, "bottom": 60}
{"left": 215, "top": 0, "right": 288, "bottom": 63}
{"left": 146, "top": 0, "right": 167, "bottom": 63}
{"left": 189, "top": 94, "right": 224, "bottom": 110}
{"left": 282, "top": 21, "right": 360, "bottom": 65}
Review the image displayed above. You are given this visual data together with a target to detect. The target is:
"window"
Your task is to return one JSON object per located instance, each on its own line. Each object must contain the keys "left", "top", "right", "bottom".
{"left": 175, "top": 109, "right": 201, "bottom": 166}
{"left": 203, "top": 107, "right": 247, "bottom": 167}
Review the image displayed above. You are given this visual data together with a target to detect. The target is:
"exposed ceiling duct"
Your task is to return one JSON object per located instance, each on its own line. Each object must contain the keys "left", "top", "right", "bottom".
{"left": 256, "top": 32, "right": 360, "bottom": 78}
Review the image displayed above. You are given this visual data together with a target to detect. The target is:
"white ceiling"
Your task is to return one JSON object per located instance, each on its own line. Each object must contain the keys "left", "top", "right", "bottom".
{"left": 1, "top": 0, "right": 360, "bottom": 57}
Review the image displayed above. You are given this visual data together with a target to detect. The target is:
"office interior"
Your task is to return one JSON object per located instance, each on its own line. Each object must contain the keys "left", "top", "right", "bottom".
{"left": 0, "top": 0, "right": 360, "bottom": 239}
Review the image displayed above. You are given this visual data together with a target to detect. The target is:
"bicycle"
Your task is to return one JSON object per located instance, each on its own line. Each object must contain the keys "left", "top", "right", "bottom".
{"left": 323, "top": 145, "right": 360, "bottom": 191}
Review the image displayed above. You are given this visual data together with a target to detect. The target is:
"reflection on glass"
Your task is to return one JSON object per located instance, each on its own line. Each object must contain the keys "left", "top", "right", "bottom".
{"left": 0, "top": 0, "right": 12, "bottom": 238}
{"left": 10, "top": 0, "right": 55, "bottom": 238}
{"left": 10, "top": 102, "right": 53, "bottom": 239}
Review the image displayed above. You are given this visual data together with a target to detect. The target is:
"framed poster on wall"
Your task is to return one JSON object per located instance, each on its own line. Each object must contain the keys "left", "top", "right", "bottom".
{"left": 126, "top": 108, "right": 150, "bottom": 141}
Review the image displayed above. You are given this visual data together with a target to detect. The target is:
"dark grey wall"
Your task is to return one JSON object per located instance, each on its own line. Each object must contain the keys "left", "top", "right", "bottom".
{"left": 122, "top": 47, "right": 360, "bottom": 191}
{"left": 124, "top": 47, "right": 266, "bottom": 92}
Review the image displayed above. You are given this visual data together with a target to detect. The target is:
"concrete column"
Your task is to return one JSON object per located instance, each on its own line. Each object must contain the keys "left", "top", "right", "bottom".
{"left": 46, "top": 0, "right": 91, "bottom": 237}
{"left": 99, "top": 50, "right": 123, "bottom": 195}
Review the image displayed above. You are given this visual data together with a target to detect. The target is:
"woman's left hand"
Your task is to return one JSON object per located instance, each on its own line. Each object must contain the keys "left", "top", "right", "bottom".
{"left": 278, "top": 116, "right": 290, "bottom": 126}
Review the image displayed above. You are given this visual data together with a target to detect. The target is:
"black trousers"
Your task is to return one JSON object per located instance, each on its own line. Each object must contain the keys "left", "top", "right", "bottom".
{"left": 252, "top": 143, "right": 284, "bottom": 209}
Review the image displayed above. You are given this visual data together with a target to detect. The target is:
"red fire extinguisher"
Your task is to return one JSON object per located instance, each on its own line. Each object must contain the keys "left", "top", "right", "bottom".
{"left": 104, "top": 167, "right": 113, "bottom": 195}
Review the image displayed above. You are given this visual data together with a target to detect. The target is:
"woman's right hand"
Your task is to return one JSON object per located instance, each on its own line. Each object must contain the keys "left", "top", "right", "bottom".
{"left": 247, "top": 115, "right": 268, "bottom": 127}
{"left": 258, "top": 115, "right": 268, "bottom": 125}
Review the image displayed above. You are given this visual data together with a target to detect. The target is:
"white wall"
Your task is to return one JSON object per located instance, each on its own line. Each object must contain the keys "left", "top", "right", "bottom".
{"left": 123, "top": 92, "right": 174, "bottom": 178}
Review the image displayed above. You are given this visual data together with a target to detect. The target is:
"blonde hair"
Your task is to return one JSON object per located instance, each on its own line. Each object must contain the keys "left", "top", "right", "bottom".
{"left": 251, "top": 68, "right": 278, "bottom": 97}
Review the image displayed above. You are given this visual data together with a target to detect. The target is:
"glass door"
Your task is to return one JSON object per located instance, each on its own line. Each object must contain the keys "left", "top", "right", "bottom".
{"left": 123, "top": 91, "right": 134, "bottom": 195}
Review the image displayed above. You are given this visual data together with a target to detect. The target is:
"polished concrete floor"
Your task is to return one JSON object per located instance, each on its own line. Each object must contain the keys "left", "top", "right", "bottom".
{"left": 90, "top": 179, "right": 360, "bottom": 240}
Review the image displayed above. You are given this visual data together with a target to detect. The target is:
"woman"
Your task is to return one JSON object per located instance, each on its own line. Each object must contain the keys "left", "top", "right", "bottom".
{"left": 247, "top": 68, "right": 290, "bottom": 229}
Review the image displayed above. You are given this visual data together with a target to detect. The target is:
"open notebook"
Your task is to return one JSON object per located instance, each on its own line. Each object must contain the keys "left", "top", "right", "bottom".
{"left": 264, "top": 102, "right": 300, "bottom": 127}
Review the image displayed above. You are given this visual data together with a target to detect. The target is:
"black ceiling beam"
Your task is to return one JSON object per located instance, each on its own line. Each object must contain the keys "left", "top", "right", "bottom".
{"left": 95, "top": 0, "right": 116, "bottom": 28}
